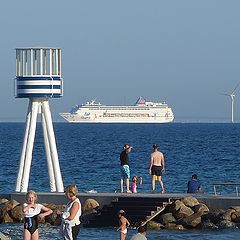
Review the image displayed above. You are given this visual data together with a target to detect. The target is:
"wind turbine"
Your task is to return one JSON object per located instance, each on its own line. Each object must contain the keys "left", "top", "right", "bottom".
{"left": 221, "top": 82, "right": 240, "bottom": 123}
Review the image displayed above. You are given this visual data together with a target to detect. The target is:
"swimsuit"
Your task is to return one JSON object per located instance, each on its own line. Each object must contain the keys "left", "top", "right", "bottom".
{"left": 23, "top": 203, "right": 43, "bottom": 235}
{"left": 151, "top": 165, "right": 163, "bottom": 176}
{"left": 121, "top": 229, "right": 127, "bottom": 234}
{"left": 24, "top": 215, "right": 38, "bottom": 234}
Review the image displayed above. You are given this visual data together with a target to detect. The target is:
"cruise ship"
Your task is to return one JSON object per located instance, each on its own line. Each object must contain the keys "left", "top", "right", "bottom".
{"left": 59, "top": 97, "right": 174, "bottom": 123}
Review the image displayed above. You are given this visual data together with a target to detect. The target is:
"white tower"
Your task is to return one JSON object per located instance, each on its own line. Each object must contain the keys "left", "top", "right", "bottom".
{"left": 15, "top": 47, "right": 64, "bottom": 192}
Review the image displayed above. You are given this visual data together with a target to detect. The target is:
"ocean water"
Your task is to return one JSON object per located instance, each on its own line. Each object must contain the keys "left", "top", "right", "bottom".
{"left": 0, "top": 123, "right": 240, "bottom": 239}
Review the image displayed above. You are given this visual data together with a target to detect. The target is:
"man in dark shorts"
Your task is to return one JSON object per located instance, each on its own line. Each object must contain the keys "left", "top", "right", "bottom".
{"left": 120, "top": 144, "right": 132, "bottom": 193}
{"left": 149, "top": 144, "right": 165, "bottom": 193}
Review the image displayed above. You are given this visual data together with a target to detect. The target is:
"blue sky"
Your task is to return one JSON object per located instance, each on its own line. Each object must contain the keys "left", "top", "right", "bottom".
{"left": 1, "top": 0, "right": 240, "bottom": 122}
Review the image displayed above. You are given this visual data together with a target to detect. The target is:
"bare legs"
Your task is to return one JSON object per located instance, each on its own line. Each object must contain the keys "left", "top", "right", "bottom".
{"left": 152, "top": 175, "right": 165, "bottom": 193}
{"left": 120, "top": 178, "right": 131, "bottom": 193}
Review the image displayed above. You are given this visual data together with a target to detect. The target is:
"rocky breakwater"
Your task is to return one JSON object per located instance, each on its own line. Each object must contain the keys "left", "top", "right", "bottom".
{"left": 147, "top": 196, "right": 240, "bottom": 231}
{"left": 0, "top": 197, "right": 99, "bottom": 226}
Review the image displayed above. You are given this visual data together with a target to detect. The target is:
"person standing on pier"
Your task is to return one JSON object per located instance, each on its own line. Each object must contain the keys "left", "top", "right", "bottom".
{"left": 22, "top": 190, "right": 53, "bottom": 240}
{"left": 120, "top": 144, "right": 133, "bottom": 193}
{"left": 149, "top": 144, "right": 165, "bottom": 193}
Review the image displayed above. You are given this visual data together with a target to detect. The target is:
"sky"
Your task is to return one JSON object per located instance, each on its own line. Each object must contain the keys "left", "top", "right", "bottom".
{"left": 1, "top": 0, "right": 240, "bottom": 122}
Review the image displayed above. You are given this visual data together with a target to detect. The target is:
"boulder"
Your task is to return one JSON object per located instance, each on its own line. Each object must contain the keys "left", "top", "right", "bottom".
{"left": 222, "top": 209, "right": 235, "bottom": 221}
{"left": 218, "top": 220, "right": 236, "bottom": 229}
{"left": 181, "top": 196, "right": 199, "bottom": 208}
{"left": 201, "top": 219, "right": 218, "bottom": 229}
{"left": 147, "top": 220, "right": 163, "bottom": 230}
{"left": 164, "top": 222, "right": 184, "bottom": 230}
{"left": 10, "top": 205, "right": 24, "bottom": 222}
{"left": 231, "top": 211, "right": 240, "bottom": 223}
{"left": 192, "top": 203, "right": 209, "bottom": 214}
{"left": 174, "top": 205, "right": 194, "bottom": 219}
{"left": 178, "top": 211, "right": 202, "bottom": 228}
{"left": 83, "top": 199, "right": 100, "bottom": 211}
{"left": 169, "top": 200, "right": 185, "bottom": 213}
{"left": 202, "top": 209, "right": 225, "bottom": 224}
{"left": 159, "top": 213, "right": 176, "bottom": 225}
{"left": 0, "top": 199, "right": 9, "bottom": 204}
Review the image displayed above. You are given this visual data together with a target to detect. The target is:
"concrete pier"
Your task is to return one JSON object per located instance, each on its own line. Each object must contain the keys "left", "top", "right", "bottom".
{"left": 1, "top": 192, "right": 240, "bottom": 210}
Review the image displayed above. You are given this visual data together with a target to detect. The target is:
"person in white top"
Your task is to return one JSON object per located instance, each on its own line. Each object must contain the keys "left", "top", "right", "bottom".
{"left": 130, "top": 225, "right": 147, "bottom": 240}
{"left": 22, "top": 190, "right": 53, "bottom": 240}
{"left": 59, "top": 184, "right": 82, "bottom": 240}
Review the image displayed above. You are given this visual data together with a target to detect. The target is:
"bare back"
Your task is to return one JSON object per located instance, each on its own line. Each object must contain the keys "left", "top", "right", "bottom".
{"left": 150, "top": 151, "right": 164, "bottom": 166}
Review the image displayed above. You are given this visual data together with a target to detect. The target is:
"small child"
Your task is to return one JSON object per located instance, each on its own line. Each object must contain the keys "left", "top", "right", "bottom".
{"left": 131, "top": 176, "right": 138, "bottom": 193}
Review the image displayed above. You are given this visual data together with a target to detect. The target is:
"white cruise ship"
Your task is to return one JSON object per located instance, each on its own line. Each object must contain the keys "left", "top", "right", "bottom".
{"left": 59, "top": 97, "right": 174, "bottom": 123}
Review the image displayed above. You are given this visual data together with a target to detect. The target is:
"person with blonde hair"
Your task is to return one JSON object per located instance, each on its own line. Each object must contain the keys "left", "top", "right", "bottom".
{"left": 59, "top": 184, "right": 82, "bottom": 240}
{"left": 22, "top": 190, "right": 53, "bottom": 240}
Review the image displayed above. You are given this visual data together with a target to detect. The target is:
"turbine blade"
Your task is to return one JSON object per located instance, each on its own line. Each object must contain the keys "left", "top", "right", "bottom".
{"left": 231, "top": 81, "right": 240, "bottom": 94}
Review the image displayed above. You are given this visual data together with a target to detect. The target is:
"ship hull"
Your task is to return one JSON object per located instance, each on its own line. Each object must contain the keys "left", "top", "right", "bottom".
{"left": 59, "top": 113, "right": 174, "bottom": 123}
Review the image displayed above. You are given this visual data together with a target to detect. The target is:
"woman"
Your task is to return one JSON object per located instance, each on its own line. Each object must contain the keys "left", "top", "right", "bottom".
{"left": 22, "top": 190, "right": 53, "bottom": 240}
{"left": 60, "top": 184, "right": 81, "bottom": 240}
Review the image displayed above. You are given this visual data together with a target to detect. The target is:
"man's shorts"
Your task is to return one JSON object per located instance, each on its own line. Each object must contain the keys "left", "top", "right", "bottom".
{"left": 151, "top": 165, "right": 163, "bottom": 176}
{"left": 121, "top": 165, "right": 130, "bottom": 179}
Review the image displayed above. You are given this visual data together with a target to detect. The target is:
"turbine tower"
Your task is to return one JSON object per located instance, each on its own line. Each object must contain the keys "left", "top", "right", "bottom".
{"left": 221, "top": 82, "right": 240, "bottom": 123}
{"left": 15, "top": 47, "right": 64, "bottom": 192}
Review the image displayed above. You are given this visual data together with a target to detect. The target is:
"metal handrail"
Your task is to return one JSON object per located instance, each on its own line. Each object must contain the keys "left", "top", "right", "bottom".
{"left": 213, "top": 182, "right": 240, "bottom": 196}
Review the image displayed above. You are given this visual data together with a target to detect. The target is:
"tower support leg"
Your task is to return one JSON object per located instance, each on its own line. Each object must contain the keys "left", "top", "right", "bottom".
{"left": 42, "top": 107, "right": 57, "bottom": 192}
{"left": 19, "top": 100, "right": 38, "bottom": 192}
{"left": 15, "top": 101, "right": 32, "bottom": 192}
{"left": 42, "top": 100, "right": 64, "bottom": 192}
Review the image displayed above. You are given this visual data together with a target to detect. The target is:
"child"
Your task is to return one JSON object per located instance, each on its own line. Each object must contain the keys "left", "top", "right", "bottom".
{"left": 118, "top": 210, "right": 130, "bottom": 240}
{"left": 22, "top": 190, "right": 53, "bottom": 240}
{"left": 131, "top": 176, "right": 138, "bottom": 193}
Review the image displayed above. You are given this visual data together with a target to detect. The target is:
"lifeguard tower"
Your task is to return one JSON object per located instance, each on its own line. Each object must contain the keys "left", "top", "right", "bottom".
{"left": 15, "top": 47, "right": 64, "bottom": 192}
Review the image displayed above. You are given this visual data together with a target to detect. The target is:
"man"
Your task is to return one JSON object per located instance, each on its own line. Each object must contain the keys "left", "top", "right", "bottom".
{"left": 130, "top": 225, "right": 147, "bottom": 240}
{"left": 187, "top": 174, "right": 202, "bottom": 193}
{"left": 149, "top": 144, "right": 165, "bottom": 193}
{"left": 120, "top": 144, "right": 132, "bottom": 193}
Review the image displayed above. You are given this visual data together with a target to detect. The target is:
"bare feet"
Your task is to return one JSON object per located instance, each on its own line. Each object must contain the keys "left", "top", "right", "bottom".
{"left": 127, "top": 190, "right": 132, "bottom": 193}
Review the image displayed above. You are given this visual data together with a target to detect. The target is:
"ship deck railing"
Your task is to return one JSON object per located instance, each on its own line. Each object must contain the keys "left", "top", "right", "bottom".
{"left": 213, "top": 182, "right": 240, "bottom": 196}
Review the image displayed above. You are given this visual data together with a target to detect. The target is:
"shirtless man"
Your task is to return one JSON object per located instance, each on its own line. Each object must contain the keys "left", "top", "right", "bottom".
{"left": 149, "top": 144, "right": 165, "bottom": 193}
{"left": 118, "top": 210, "right": 130, "bottom": 240}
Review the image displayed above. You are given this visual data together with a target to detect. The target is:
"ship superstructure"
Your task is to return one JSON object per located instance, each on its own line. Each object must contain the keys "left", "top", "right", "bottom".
{"left": 60, "top": 97, "right": 174, "bottom": 123}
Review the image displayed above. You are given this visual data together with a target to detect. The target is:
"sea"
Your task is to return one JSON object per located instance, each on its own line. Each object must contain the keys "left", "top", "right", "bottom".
{"left": 0, "top": 122, "right": 240, "bottom": 239}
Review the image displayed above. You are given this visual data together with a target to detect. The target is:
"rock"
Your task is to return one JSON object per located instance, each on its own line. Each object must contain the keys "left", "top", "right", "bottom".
{"left": 10, "top": 205, "right": 24, "bottom": 222}
{"left": 165, "top": 222, "right": 184, "bottom": 230}
{"left": 159, "top": 213, "right": 176, "bottom": 225}
{"left": 169, "top": 200, "right": 185, "bottom": 213}
{"left": 222, "top": 209, "right": 235, "bottom": 221}
{"left": 218, "top": 220, "right": 236, "bottom": 229}
{"left": 147, "top": 220, "right": 163, "bottom": 230}
{"left": 83, "top": 199, "right": 100, "bottom": 211}
{"left": 178, "top": 211, "right": 202, "bottom": 228}
{"left": 192, "top": 203, "right": 209, "bottom": 214}
{"left": 174, "top": 205, "right": 194, "bottom": 219}
{"left": 2, "top": 200, "right": 20, "bottom": 212}
{"left": 202, "top": 209, "right": 225, "bottom": 224}
{"left": 231, "top": 211, "right": 240, "bottom": 223}
{"left": 0, "top": 199, "right": 9, "bottom": 204}
{"left": 0, "top": 200, "right": 20, "bottom": 223}
{"left": 230, "top": 206, "right": 240, "bottom": 212}
{"left": 45, "top": 210, "right": 62, "bottom": 226}
{"left": 201, "top": 219, "right": 218, "bottom": 229}
{"left": 181, "top": 196, "right": 199, "bottom": 208}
